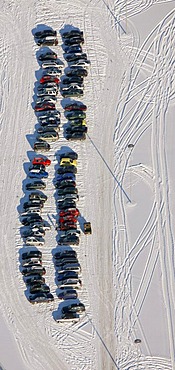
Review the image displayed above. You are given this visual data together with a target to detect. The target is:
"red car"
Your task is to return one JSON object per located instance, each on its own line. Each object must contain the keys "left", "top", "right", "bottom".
{"left": 59, "top": 222, "right": 77, "bottom": 231}
{"left": 32, "top": 157, "right": 51, "bottom": 166}
{"left": 40, "top": 76, "right": 60, "bottom": 85}
{"left": 59, "top": 209, "right": 80, "bottom": 217}
{"left": 34, "top": 103, "right": 56, "bottom": 112}
{"left": 64, "top": 103, "right": 87, "bottom": 111}
{"left": 59, "top": 216, "right": 78, "bottom": 223}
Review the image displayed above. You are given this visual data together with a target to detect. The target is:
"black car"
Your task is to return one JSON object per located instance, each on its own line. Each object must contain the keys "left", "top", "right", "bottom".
{"left": 54, "top": 250, "right": 77, "bottom": 259}
{"left": 26, "top": 180, "right": 46, "bottom": 190}
{"left": 66, "top": 126, "right": 87, "bottom": 134}
{"left": 64, "top": 45, "right": 82, "bottom": 54}
{"left": 62, "top": 30, "right": 83, "bottom": 39}
{"left": 64, "top": 53, "right": 87, "bottom": 62}
{"left": 30, "top": 283, "right": 50, "bottom": 294}
{"left": 38, "top": 51, "right": 57, "bottom": 61}
{"left": 21, "top": 250, "right": 42, "bottom": 260}
{"left": 62, "top": 76, "right": 83, "bottom": 85}
{"left": 66, "top": 111, "right": 86, "bottom": 120}
{"left": 28, "top": 292, "right": 54, "bottom": 304}
{"left": 58, "top": 234, "right": 79, "bottom": 246}
{"left": 21, "top": 214, "right": 43, "bottom": 226}
{"left": 58, "top": 289, "right": 78, "bottom": 300}
{"left": 34, "top": 142, "right": 51, "bottom": 152}
{"left": 66, "top": 68, "right": 88, "bottom": 77}
{"left": 22, "top": 265, "right": 46, "bottom": 276}
{"left": 58, "top": 200, "right": 77, "bottom": 210}
{"left": 55, "top": 312, "right": 79, "bottom": 323}
{"left": 57, "top": 165, "right": 77, "bottom": 175}
{"left": 23, "top": 201, "right": 44, "bottom": 210}
{"left": 64, "top": 37, "right": 84, "bottom": 46}
{"left": 56, "top": 258, "right": 79, "bottom": 268}
{"left": 57, "top": 187, "right": 78, "bottom": 196}
{"left": 55, "top": 179, "right": 76, "bottom": 189}
{"left": 61, "top": 88, "right": 84, "bottom": 98}
{"left": 62, "top": 302, "right": 85, "bottom": 314}
{"left": 35, "top": 30, "right": 57, "bottom": 38}
{"left": 64, "top": 102, "right": 87, "bottom": 111}
{"left": 66, "top": 132, "right": 86, "bottom": 141}
{"left": 57, "top": 270, "right": 79, "bottom": 279}
{"left": 24, "top": 275, "right": 45, "bottom": 285}
{"left": 59, "top": 151, "right": 78, "bottom": 160}
{"left": 40, "top": 119, "right": 61, "bottom": 127}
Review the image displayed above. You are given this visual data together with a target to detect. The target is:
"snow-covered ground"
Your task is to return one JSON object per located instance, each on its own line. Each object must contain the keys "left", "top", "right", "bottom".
{"left": 0, "top": 0, "right": 175, "bottom": 369}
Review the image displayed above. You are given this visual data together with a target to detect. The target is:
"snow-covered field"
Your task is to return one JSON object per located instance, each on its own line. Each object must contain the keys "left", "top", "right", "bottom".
{"left": 0, "top": 0, "right": 175, "bottom": 369}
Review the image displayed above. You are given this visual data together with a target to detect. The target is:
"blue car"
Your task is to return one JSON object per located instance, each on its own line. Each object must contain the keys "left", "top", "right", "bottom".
{"left": 28, "top": 171, "right": 48, "bottom": 179}
{"left": 56, "top": 173, "right": 75, "bottom": 182}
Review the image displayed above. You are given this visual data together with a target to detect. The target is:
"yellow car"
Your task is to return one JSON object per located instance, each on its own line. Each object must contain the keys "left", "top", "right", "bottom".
{"left": 60, "top": 158, "right": 77, "bottom": 167}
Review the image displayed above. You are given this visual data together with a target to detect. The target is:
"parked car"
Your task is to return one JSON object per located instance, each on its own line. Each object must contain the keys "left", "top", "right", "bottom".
{"left": 60, "top": 158, "right": 77, "bottom": 167}
{"left": 56, "top": 179, "right": 76, "bottom": 189}
{"left": 41, "top": 60, "right": 64, "bottom": 69}
{"left": 37, "top": 125, "right": 60, "bottom": 133}
{"left": 66, "top": 125, "right": 87, "bottom": 134}
{"left": 61, "top": 88, "right": 83, "bottom": 98}
{"left": 36, "top": 97, "right": 57, "bottom": 106}
{"left": 64, "top": 102, "right": 87, "bottom": 111}
{"left": 55, "top": 312, "right": 79, "bottom": 323}
{"left": 34, "top": 142, "right": 51, "bottom": 152}
{"left": 62, "top": 76, "right": 83, "bottom": 85}
{"left": 29, "top": 192, "right": 47, "bottom": 202}
{"left": 69, "top": 59, "right": 90, "bottom": 68}
{"left": 26, "top": 180, "right": 46, "bottom": 190}
{"left": 59, "top": 208, "right": 80, "bottom": 217}
{"left": 37, "top": 89, "right": 58, "bottom": 97}
{"left": 21, "top": 228, "right": 45, "bottom": 238}
{"left": 39, "top": 75, "right": 60, "bottom": 85}
{"left": 22, "top": 258, "right": 42, "bottom": 267}
{"left": 24, "top": 236, "right": 45, "bottom": 246}
{"left": 38, "top": 110, "right": 61, "bottom": 120}
{"left": 66, "top": 132, "right": 86, "bottom": 141}
{"left": 55, "top": 172, "right": 76, "bottom": 182}
{"left": 60, "top": 151, "right": 78, "bottom": 160}
{"left": 28, "top": 170, "right": 48, "bottom": 179}
{"left": 58, "top": 200, "right": 77, "bottom": 210}
{"left": 66, "top": 68, "right": 88, "bottom": 77}
{"left": 30, "top": 283, "right": 50, "bottom": 294}
{"left": 21, "top": 214, "right": 43, "bottom": 226}
{"left": 40, "top": 118, "right": 61, "bottom": 127}
{"left": 61, "top": 82, "right": 84, "bottom": 91}
{"left": 24, "top": 275, "right": 45, "bottom": 285}
{"left": 64, "top": 45, "right": 82, "bottom": 54}
{"left": 57, "top": 165, "right": 77, "bottom": 175}
{"left": 22, "top": 265, "right": 46, "bottom": 276}
{"left": 29, "top": 163, "right": 46, "bottom": 172}
{"left": 28, "top": 292, "right": 54, "bottom": 304}
{"left": 65, "top": 53, "right": 87, "bottom": 62}
{"left": 67, "top": 118, "right": 87, "bottom": 126}
{"left": 58, "top": 223, "right": 77, "bottom": 232}
{"left": 32, "top": 157, "right": 51, "bottom": 166}
{"left": 57, "top": 193, "right": 79, "bottom": 202}
{"left": 57, "top": 271, "right": 79, "bottom": 280}
{"left": 34, "top": 103, "right": 56, "bottom": 112}
{"left": 66, "top": 111, "right": 86, "bottom": 120}
{"left": 57, "top": 187, "right": 78, "bottom": 197}
{"left": 56, "top": 258, "right": 79, "bottom": 268}
{"left": 58, "top": 263, "right": 81, "bottom": 274}
{"left": 58, "top": 289, "right": 78, "bottom": 300}
{"left": 36, "top": 37, "right": 58, "bottom": 47}
{"left": 58, "top": 234, "right": 79, "bottom": 245}
{"left": 21, "top": 250, "right": 42, "bottom": 260}
{"left": 38, "top": 51, "right": 57, "bottom": 61}
{"left": 64, "top": 37, "right": 84, "bottom": 46}
{"left": 62, "top": 302, "right": 85, "bottom": 314}
{"left": 29, "top": 221, "right": 51, "bottom": 231}
{"left": 57, "top": 278, "right": 82, "bottom": 289}
{"left": 37, "top": 131, "right": 59, "bottom": 142}
{"left": 62, "top": 30, "right": 83, "bottom": 38}
{"left": 42, "top": 67, "right": 61, "bottom": 76}
{"left": 35, "top": 29, "right": 57, "bottom": 38}
{"left": 54, "top": 250, "right": 77, "bottom": 259}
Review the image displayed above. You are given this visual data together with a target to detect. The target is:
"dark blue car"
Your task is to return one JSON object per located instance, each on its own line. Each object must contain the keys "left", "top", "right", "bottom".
{"left": 28, "top": 171, "right": 48, "bottom": 179}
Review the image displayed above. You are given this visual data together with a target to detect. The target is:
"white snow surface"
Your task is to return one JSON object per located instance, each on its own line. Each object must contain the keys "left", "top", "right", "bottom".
{"left": 0, "top": 0, "right": 175, "bottom": 369}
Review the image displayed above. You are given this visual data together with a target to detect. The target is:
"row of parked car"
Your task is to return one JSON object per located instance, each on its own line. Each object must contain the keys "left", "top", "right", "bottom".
{"left": 19, "top": 156, "right": 55, "bottom": 303}
{"left": 60, "top": 29, "right": 90, "bottom": 142}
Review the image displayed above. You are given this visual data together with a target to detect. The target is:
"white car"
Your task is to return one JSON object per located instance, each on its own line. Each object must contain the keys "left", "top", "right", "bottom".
{"left": 20, "top": 209, "right": 41, "bottom": 216}
{"left": 70, "top": 60, "right": 90, "bottom": 68}
{"left": 22, "top": 258, "right": 42, "bottom": 267}
{"left": 30, "top": 222, "right": 51, "bottom": 231}
{"left": 41, "top": 61, "right": 64, "bottom": 69}
{"left": 42, "top": 67, "right": 62, "bottom": 76}
{"left": 37, "top": 88, "right": 58, "bottom": 97}
{"left": 55, "top": 312, "right": 80, "bottom": 323}
{"left": 25, "top": 236, "right": 45, "bottom": 246}
{"left": 36, "top": 96, "right": 57, "bottom": 104}
{"left": 61, "top": 83, "right": 84, "bottom": 91}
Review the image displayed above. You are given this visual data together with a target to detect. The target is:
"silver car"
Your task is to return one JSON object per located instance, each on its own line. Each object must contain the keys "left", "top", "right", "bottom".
{"left": 37, "top": 131, "right": 59, "bottom": 142}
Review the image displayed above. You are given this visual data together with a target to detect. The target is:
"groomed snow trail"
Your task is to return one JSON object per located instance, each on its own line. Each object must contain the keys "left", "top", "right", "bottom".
{"left": 113, "top": 2, "right": 175, "bottom": 369}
